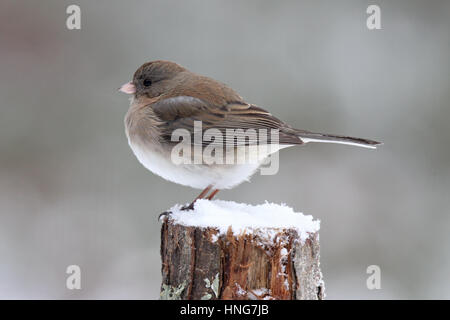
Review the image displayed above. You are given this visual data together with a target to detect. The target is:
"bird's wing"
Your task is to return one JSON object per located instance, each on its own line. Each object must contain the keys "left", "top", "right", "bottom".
{"left": 151, "top": 96, "right": 303, "bottom": 147}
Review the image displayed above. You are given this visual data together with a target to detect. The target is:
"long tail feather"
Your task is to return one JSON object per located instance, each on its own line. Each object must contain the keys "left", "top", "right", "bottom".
{"left": 297, "top": 131, "right": 382, "bottom": 149}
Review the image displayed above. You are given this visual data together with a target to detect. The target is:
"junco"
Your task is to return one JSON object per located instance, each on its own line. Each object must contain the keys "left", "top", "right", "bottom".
{"left": 120, "top": 60, "right": 381, "bottom": 209}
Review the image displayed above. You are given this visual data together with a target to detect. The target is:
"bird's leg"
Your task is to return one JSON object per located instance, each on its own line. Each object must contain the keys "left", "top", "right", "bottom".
{"left": 182, "top": 185, "right": 213, "bottom": 211}
{"left": 206, "top": 189, "right": 220, "bottom": 200}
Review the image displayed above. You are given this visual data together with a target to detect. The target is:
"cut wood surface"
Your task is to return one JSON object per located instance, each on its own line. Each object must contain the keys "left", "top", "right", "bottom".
{"left": 160, "top": 200, "right": 324, "bottom": 300}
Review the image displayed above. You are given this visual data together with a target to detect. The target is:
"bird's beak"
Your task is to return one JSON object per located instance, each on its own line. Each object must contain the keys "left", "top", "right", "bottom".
{"left": 118, "top": 81, "right": 136, "bottom": 94}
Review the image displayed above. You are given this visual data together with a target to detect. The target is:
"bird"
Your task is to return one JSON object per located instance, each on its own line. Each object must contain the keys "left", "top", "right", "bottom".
{"left": 119, "top": 60, "right": 381, "bottom": 209}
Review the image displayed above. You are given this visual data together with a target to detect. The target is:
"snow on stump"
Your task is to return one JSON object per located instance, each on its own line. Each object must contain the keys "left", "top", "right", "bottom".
{"left": 160, "top": 199, "right": 324, "bottom": 300}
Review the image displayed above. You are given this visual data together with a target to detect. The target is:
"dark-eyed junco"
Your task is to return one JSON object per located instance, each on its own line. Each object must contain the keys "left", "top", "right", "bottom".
{"left": 119, "top": 60, "right": 381, "bottom": 208}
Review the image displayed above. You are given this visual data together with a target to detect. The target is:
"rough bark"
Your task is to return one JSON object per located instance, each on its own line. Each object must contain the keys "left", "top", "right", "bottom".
{"left": 160, "top": 217, "right": 324, "bottom": 300}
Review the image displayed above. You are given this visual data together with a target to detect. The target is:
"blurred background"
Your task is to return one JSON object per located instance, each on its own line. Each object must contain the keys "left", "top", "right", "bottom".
{"left": 1, "top": 0, "right": 449, "bottom": 299}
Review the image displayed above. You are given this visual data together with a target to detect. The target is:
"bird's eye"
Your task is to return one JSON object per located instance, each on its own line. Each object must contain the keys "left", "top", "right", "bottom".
{"left": 143, "top": 78, "right": 152, "bottom": 87}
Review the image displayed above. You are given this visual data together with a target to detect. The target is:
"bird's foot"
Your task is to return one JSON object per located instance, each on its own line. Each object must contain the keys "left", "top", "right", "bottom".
{"left": 158, "top": 202, "right": 195, "bottom": 221}
{"left": 158, "top": 210, "right": 171, "bottom": 221}
{"left": 181, "top": 202, "right": 195, "bottom": 211}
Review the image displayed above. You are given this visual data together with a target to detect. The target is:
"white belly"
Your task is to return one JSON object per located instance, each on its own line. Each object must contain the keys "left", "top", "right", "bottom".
{"left": 128, "top": 141, "right": 290, "bottom": 190}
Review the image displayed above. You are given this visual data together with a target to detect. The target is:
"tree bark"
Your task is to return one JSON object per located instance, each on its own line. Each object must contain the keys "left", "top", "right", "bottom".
{"left": 160, "top": 216, "right": 324, "bottom": 300}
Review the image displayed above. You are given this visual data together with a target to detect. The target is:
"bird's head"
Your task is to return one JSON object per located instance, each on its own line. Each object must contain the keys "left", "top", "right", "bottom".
{"left": 119, "top": 60, "right": 186, "bottom": 99}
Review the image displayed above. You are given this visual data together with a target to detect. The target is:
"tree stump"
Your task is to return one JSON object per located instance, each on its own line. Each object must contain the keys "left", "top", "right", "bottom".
{"left": 159, "top": 200, "right": 324, "bottom": 300}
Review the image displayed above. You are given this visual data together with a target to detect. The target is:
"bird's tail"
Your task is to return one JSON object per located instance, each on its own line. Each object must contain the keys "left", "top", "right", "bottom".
{"left": 296, "top": 131, "right": 382, "bottom": 149}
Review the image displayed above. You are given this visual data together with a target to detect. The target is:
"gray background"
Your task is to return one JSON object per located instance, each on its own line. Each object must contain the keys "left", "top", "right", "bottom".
{"left": 1, "top": 0, "right": 449, "bottom": 299}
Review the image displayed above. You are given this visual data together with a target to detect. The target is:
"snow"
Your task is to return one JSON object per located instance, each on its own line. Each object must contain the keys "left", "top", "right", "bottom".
{"left": 167, "top": 199, "right": 320, "bottom": 243}
{"left": 248, "top": 288, "right": 271, "bottom": 300}
{"left": 235, "top": 283, "right": 246, "bottom": 297}
{"left": 252, "top": 288, "right": 269, "bottom": 296}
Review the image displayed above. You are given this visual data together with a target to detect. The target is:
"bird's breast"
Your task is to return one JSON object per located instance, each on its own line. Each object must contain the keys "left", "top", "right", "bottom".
{"left": 124, "top": 101, "right": 162, "bottom": 147}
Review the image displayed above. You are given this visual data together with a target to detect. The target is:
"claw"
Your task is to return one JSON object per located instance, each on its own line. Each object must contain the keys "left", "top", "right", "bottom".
{"left": 158, "top": 210, "right": 171, "bottom": 221}
{"left": 158, "top": 203, "right": 193, "bottom": 221}
{"left": 181, "top": 203, "right": 194, "bottom": 211}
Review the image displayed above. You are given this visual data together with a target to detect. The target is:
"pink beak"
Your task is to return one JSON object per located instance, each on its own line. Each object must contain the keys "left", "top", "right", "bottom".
{"left": 118, "top": 81, "right": 136, "bottom": 94}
